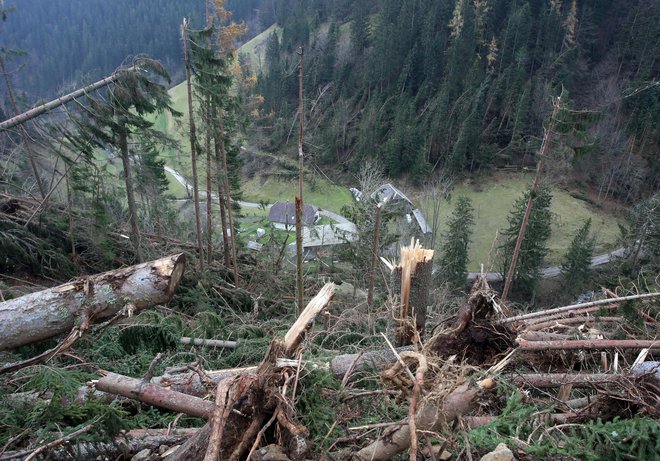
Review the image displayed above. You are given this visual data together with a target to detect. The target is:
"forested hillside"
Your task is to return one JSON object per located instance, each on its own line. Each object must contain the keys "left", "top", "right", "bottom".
{"left": 250, "top": 0, "right": 659, "bottom": 203}
{"left": 0, "top": 0, "right": 205, "bottom": 98}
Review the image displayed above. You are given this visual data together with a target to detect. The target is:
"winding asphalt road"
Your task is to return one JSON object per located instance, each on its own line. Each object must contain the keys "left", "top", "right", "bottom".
{"left": 166, "top": 166, "right": 624, "bottom": 276}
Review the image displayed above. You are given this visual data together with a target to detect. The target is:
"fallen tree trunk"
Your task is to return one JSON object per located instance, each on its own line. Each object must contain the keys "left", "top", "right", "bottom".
{"left": 330, "top": 346, "right": 413, "bottom": 380}
{"left": 0, "top": 254, "right": 185, "bottom": 351}
{"left": 517, "top": 339, "right": 660, "bottom": 351}
{"left": 0, "top": 66, "right": 136, "bottom": 132}
{"left": 509, "top": 373, "right": 628, "bottom": 388}
{"left": 94, "top": 371, "right": 215, "bottom": 418}
{"left": 501, "top": 292, "right": 660, "bottom": 324}
{"left": 180, "top": 337, "right": 237, "bottom": 348}
{"left": 525, "top": 316, "right": 623, "bottom": 331}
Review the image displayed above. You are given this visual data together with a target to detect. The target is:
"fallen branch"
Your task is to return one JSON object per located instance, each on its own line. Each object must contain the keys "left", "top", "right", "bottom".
{"left": 0, "top": 419, "right": 99, "bottom": 461}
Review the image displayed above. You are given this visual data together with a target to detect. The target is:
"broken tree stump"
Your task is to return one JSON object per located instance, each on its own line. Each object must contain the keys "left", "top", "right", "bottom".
{"left": 168, "top": 282, "right": 336, "bottom": 461}
{"left": 0, "top": 254, "right": 186, "bottom": 351}
{"left": 387, "top": 239, "right": 434, "bottom": 346}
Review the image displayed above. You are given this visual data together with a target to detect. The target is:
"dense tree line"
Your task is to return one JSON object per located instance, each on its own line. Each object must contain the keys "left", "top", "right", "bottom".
{"left": 250, "top": 0, "right": 658, "bottom": 202}
{"left": 0, "top": 0, "right": 205, "bottom": 100}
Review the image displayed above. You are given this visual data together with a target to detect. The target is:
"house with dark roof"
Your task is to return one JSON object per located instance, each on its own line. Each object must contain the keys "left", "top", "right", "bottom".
{"left": 268, "top": 201, "right": 319, "bottom": 228}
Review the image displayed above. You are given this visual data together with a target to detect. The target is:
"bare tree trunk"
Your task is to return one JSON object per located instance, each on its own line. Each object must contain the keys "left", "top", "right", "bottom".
{"left": 501, "top": 97, "right": 560, "bottom": 302}
{"left": 295, "top": 46, "right": 305, "bottom": 316}
{"left": 214, "top": 134, "right": 231, "bottom": 266}
{"left": 218, "top": 111, "right": 239, "bottom": 287}
{"left": 118, "top": 130, "right": 144, "bottom": 263}
{"left": 95, "top": 371, "right": 215, "bottom": 418}
{"left": 0, "top": 254, "right": 186, "bottom": 351}
{"left": 182, "top": 19, "right": 205, "bottom": 272}
{"left": 204, "top": 104, "right": 214, "bottom": 265}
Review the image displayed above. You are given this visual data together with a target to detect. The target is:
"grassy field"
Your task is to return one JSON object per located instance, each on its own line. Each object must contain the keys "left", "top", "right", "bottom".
{"left": 417, "top": 173, "right": 623, "bottom": 271}
{"left": 241, "top": 175, "right": 353, "bottom": 214}
{"left": 239, "top": 24, "right": 280, "bottom": 74}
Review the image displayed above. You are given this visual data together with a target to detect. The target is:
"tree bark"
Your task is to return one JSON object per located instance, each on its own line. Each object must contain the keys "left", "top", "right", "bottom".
{"left": 118, "top": 129, "right": 144, "bottom": 263}
{"left": 95, "top": 372, "right": 215, "bottom": 418}
{"left": 182, "top": 19, "right": 205, "bottom": 272}
{"left": 0, "top": 254, "right": 185, "bottom": 351}
{"left": 330, "top": 346, "right": 413, "bottom": 380}
{"left": 213, "top": 132, "right": 231, "bottom": 266}
{"left": 517, "top": 338, "right": 660, "bottom": 351}
{"left": 217, "top": 110, "right": 239, "bottom": 287}
{"left": 501, "top": 97, "right": 560, "bottom": 302}
{"left": 501, "top": 291, "right": 660, "bottom": 324}
{"left": 509, "top": 373, "right": 628, "bottom": 388}
{"left": 0, "top": 67, "right": 135, "bottom": 132}
{"left": 180, "top": 337, "right": 237, "bottom": 349}
{"left": 391, "top": 240, "right": 434, "bottom": 346}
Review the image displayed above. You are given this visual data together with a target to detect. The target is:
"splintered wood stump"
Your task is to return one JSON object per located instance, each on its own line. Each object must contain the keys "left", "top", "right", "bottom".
{"left": 390, "top": 239, "right": 434, "bottom": 346}
{"left": 0, "top": 254, "right": 185, "bottom": 351}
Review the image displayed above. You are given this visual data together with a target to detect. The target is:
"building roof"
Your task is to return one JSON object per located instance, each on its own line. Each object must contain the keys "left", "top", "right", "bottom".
{"left": 371, "top": 183, "right": 413, "bottom": 206}
{"left": 412, "top": 208, "right": 431, "bottom": 234}
{"left": 268, "top": 201, "right": 317, "bottom": 226}
{"left": 288, "top": 222, "right": 358, "bottom": 250}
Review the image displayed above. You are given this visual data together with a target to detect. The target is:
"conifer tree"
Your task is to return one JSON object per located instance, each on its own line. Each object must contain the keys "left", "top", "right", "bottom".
{"left": 561, "top": 218, "right": 596, "bottom": 295}
{"left": 498, "top": 185, "right": 553, "bottom": 296}
{"left": 71, "top": 58, "right": 178, "bottom": 263}
{"left": 439, "top": 196, "right": 475, "bottom": 290}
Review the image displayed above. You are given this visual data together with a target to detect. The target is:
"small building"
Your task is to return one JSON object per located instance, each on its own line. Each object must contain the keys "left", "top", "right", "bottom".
{"left": 268, "top": 201, "right": 319, "bottom": 227}
{"left": 371, "top": 183, "right": 413, "bottom": 207}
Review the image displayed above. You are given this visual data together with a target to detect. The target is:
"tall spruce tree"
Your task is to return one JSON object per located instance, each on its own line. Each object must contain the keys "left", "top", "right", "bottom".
{"left": 71, "top": 58, "right": 178, "bottom": 263}
{"left": 439, "top": 196, "right": 475, "bottom": 290}
{"left": 561, "top": 218, "right": 596, "bottom": 295}
{"left": 499, "top": 185, "right": 553, "bottom": 296}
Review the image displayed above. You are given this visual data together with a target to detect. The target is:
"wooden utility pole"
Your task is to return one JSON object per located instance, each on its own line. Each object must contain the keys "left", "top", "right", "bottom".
{"left": 295, "top": 46, "right": 305, "bottom": 316}
{"left": 182, "top": 19, "right": 205, "bottom": 272}
{"left": 501, "top": 97, "right": 561, "bottom": 303}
